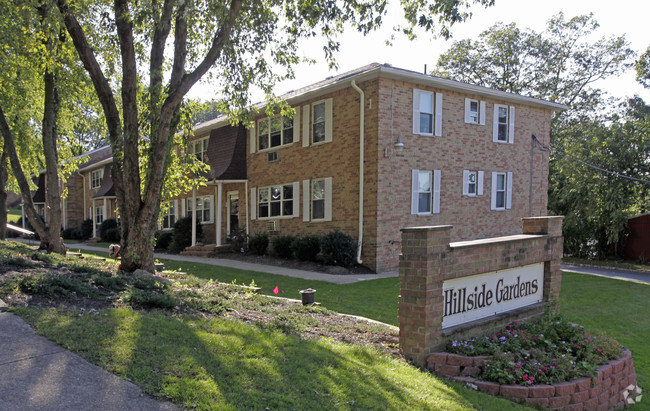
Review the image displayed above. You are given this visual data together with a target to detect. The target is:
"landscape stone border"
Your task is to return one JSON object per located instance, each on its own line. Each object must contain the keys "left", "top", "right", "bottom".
{"left": 427, "top": 349, "right": 637, "bottom": 410}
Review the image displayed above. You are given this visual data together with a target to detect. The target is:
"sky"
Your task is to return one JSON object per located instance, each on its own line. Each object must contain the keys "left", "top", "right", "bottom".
{"left": 190, "top": 0, "right": 650, "bottom": 105}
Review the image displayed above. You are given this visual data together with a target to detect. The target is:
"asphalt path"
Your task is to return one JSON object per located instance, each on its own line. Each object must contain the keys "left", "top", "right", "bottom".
{"left": 561, "top": 264, "right": 650, "bottom": 285}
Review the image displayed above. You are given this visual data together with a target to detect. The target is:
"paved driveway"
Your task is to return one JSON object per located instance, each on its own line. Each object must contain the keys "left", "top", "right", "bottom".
{"left": 561, "top": 264, "right": 650, "bottom": 285}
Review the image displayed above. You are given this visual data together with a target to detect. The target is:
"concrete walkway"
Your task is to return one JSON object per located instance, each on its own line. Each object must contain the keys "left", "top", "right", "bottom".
{"left": 62, "top": 242, "right": 399, "bottom": 285}
{"left": 561, "top": 264, "right": 650, "bottom": 285}
{"left": 0, "top": 310, "right": 177, "bottom": 411}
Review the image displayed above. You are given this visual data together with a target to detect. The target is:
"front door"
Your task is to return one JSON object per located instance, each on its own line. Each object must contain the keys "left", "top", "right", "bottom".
{"left": 228, "top": 193, "right": 239, "bottom": 235}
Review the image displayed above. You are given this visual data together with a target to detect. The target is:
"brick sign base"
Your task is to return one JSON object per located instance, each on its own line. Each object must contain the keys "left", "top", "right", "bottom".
{"left": 427, "top": 349, "right": 638, "bottom": 409}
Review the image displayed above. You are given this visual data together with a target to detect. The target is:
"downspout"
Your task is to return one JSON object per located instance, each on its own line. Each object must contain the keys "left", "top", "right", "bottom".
{"left": 351, "top": 80, "right": 364, "bottom": 264}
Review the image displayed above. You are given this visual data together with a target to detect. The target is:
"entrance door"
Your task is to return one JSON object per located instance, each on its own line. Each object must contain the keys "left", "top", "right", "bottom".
{"left": 227, "top": 193, "right": 239, "bottom": 235}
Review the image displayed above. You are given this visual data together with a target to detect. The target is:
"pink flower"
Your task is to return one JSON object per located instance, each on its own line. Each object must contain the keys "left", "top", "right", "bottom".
{"left": 527, "top": 380, "right": 533, "bottom": 384}
{"left": 523, "top": 374, "right": 528, "bottom": 380}
{"left": 530, "top": 377, "right": 535, "bottom": 381}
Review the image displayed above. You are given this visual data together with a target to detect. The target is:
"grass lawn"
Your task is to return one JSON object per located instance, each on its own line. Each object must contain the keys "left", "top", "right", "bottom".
{"left": 563, "top": 256, "right": 650, "bottom": 272}
{"left": 7, "top": 207, "right": 21, "bottom": 224}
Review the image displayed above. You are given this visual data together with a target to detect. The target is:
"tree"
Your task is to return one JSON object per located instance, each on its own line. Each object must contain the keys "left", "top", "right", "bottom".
{"left": 56, "top": 0, "right": 496, "bottom": 272}
{"left": 637, "top": 46, "right": 650, "bottom": 88}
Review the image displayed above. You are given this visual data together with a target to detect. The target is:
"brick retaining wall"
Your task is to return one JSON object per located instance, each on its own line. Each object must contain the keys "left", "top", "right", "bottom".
{"left": 427, "top": 349, "right": 637, "bottom": 410}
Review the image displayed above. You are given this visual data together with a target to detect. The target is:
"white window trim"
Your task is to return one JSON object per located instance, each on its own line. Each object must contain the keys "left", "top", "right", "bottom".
{"left": 411, "top": 169, "right": 441, "bottom": 215}
{"left": 413, "top": 89, "right": 443, "bottom": 137}
{"left": 491, "top": 171, "right": 513, "bottom": 210}
{"left": 90, "top": 169, "right": 104, "bottom": 189}
{"left": 190, "top": 137, "right": 209, "bottom": 162}
{"left": 255, "top": 112, "right": 299, "bottom": 153}
{"left": 159, "top": 200, "right": 178, "bottom": 230}
{"left": 462, "top": 170, "right": 485, "bottom": 197}
{"left": 303, "top": 98, "right": 333, "bottom": 146}
{"left": 493, "top": 104, "right": 515, "bottom": 144}
{"left": 186, "top": 195, "right": 214, "bottom": 224}
{"left": 302, "top": 177, "right": 332, "bottom": 222}
{"left": 255, "top": 182, "right": 300, "bottom": 220}
{"left": 464, "top": 98, "right": 486, "bottom": 125}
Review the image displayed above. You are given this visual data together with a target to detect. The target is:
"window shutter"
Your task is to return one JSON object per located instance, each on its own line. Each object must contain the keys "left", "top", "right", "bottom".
{"left": 324, "top": 98, "right": 333, "bottom": 143}
{"left": 433, "top": 170, "right": 441, "bottom": 214}
{"left": 508, "top": 106, "right": 515, "bottom": 144}
{"left": 302, "top": 105, "right": 310, "bottom": 147}
{"left": 293, "top": 108, "right": 300, "bottom": 143}
{"left": 492, "top": 106, "right": 499, "bottom": 142}
{"left": 324, "top": 177, "right": 332, "bottom": 222}
{"left": 250, "top": 188, "right": 257, "bottom": 220}
{"left": 464, "top": 99, "right": 471, "bottom": 123}
{"left": 291, "top": 181, "right": 300, "bottom": 218}
{"left": 490, "top": 172, "right": 498, "bottom": 210}
{"left": 477, "top": 171, "right": 484, "bottom": 196}
{"left": 411, "top": 170, "right": 419, "bottom": 214}
{"left": 434, "top": 93, "right": 443, "bottom": 136}
{"left": 462, "top": 170, "right": 469, "bottom": 195}
{"left": 249, "top": 123, "right": 256, "bottom": 153}
{"left": 302, "top": 180, "right": 310, "bottom": 222}
{"left": 506, "top": 171, "right": 513, "bottom": 209}
{"left": 412, "top": 90, "right": 420, "bottom": 134}
{"left": 479, "top": 101, "right": 486, "bottom": 125}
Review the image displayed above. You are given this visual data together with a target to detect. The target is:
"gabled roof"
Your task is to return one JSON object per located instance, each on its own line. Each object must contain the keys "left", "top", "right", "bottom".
{"left": 92, "top": 164, "right": 115, "bottom": 198}
{"left": 77, "top": 145, "right": 113, "bottom": 172}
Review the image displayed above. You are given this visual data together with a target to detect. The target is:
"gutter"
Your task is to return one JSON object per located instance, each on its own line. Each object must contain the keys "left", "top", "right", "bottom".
{"left": 351, "top": 80, "right": 364, "bottom": 265}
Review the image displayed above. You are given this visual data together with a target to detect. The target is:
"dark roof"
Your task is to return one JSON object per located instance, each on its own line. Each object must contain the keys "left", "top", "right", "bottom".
{"left": 92, "top": 164, "right": 115, "bottom": 198}
{"left": 78, "top": 146, "right": 113, "bottom": 171}
{"left": 31, "top": 174, "right": 46, "bottom": 204}
{"left": 201, "top": 125, "right": 247, "bottom": 181}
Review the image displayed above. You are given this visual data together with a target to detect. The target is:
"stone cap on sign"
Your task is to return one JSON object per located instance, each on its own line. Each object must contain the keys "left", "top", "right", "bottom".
{"left": 450, "top": 234, "right": 546, "bottom": 250}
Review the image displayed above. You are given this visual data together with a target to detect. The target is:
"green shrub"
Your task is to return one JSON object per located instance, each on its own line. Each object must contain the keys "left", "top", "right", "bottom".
{"left": 321, "top": 231, "right": 357, "bottom": 267}
{"left": 61, "top": 227, "right": 82, "bottom": 240}
{"left": 248, "top": 233, "right": 269, "bottom": 256}
{"left": 155, "top": 230, "right": 174, "bottom": 250}
{"left": 80, "top": 219, "right": 93, "bottom": 240}
{"left": 99, "top": 219, "right": 120, "bottom": 242}
{"left": 291, "top": 235, "right": 321, "bottom": 261}
{"left": 271, "top": 235, "right": 296, "bottom": 259}
{"left": 124, "top": 286, "right": 177, "bottom": 309}
{"left": 170, "top": 217, "right": 203, "bottom": 252}
{"left": 228, "top": 227, "right": 248, "bottom": 253}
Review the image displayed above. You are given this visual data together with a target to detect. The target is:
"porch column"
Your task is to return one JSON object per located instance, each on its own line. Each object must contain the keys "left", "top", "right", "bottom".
{"left": 191, "top": 188, "right": 197, "bottom": 246}
{"left": 92, "top": 202, "right": 96, "bottom": 238}
{"left": 216, "top": 183, "right": 223, "bottom": 246}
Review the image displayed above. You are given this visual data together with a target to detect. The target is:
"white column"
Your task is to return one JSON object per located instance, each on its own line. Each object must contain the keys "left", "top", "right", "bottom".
{"left": 216, "top": 183, "right": 223, "bottom": 246}
{"left": 245, "top": 181, "right": 249, "bottom": 236}
{"left": 92, "top": 203, "right": 96, "bottom": 238}
{"left": 191, "top": 188, "right": 197, "bottom": 246}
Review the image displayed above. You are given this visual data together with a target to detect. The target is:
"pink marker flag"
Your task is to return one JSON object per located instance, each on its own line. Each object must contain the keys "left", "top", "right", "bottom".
{"left": 273, "top": 286, "right": 279, "bottom": 295}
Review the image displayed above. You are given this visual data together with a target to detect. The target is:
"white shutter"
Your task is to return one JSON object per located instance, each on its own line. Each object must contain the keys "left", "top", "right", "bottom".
{"left": 506, "top": 171, "right": 513, "bottom": 209}
{"left": 324, "top": 177, "right": 332, "bottom": 222}
{"left": 477, "top": 171, "right": 484, "bottom": 196}
{"left": 508, "top": 106, "right": 515, "bottom": 144}
{"left": 434, "top": 93, "right": 443, "bottom": 136}
{"left": 324, "top": 98, "right": 333, "bottom": 143}
{"left": 293, "top": 108, "right": 300, "bottom": 143}
{"left": 462, "top": 170, "right": 469, "bottom": 195}
{"left": 464, "top": 99, "right": 471, "bottom": 123}
{"left": 479, "top": 101, "right": 486, "bottom": 125}
{"left": 433, "top": 170, "right": 441, "bottom": 214}
{"left": 302, "top": 180, "right": 310, "bottom": 222}
{"left": 249, "top": 123, "right": 256, "bottom": 153}
{"left": 492, "top": 106, "right": 499, "bottom": 142}
{"left": 412, "top": 89, "right": 420, "bottom": 135}
{"left": 490, "top": 172, "right": 498, "bottom": 210}
{"left": 292, "top": 181, "right": 300, "bottom": 218}
{"left": 250, "top": 188, "right": 257, "bottom": 220}
{"left": 302, "top": 105, "right": 310, "bottom": 147}
{"left": 411, "top": 170, "right": 419, "bottom": 214}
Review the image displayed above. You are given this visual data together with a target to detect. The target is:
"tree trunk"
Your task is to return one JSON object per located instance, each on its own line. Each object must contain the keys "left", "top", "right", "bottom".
{"left": 0, "top": 143, "right": 7, "bottom": 240}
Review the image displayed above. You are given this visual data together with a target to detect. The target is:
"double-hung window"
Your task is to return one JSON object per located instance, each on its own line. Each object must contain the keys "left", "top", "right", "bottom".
{"left": 94, "top": 206, "right": 104, "bottom": 226}
{"left": 464, "top": 98, "right": 486, "bottom": 125}
{"left": 411, "top": 169, "right": 441, "bottom": 215}
{"left": 491, "top": 172, "right": 513, "bottom": 210}
{"left": 493, "top": 104, "right": 515, "bottom": 143}
{"left": 301, "top": 99, "right": 333, "bottom": 146}
{"left": 186, "top": 196, "right": 213, "bottom": 224}
{"left": 257, "top": 183, "right": 298, "bottom": 218}
{"left": 161, "top": 201, "right": 177, "bottom": 230}
{"left": 462, "top": 170, "right": 484, "bottom": 197}
{"left": 413, "top": 89, "right": 443, "bottom": 136}
{"left": 90, "top": 169, "right": 103, "bottom": 189}
{"left": 191, "top": 137, "right": 209, "bottom": 162}
{"left": 301, "top": 177, "right": 332, "bottom": 222}
{"left": 258, "top": 115, "right": 294, "bottom": 151}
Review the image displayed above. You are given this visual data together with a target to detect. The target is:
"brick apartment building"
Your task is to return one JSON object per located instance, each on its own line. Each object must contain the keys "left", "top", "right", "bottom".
{"left": 53, "top": 63, "right": 566, "bottom": 272}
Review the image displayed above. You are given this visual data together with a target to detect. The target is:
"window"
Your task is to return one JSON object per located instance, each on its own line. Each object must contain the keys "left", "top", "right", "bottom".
{"left": 312, "top": 102, "right": 326, "bottom": 143}
{"left": 300, "top": 177, "right": 332, "bottom": 222}
{"left": 303, "top": 99, "right": 332, "bottom": 146}
{"left": 491, "top": 172, "right": 513, "bottom": 210}
{"left": 186, "top": 196, "right": 213, "bottom": 224}
{"left": 191, "top": 137, "right": 209, "bottom": 162}
{"left": 462, "top": 170, "right": 484, "bottom": 197}
{"left": 493, "top": 104, "right": 515, "bottom": 143}
{"left": 311, "top": 179, "right": 325, "bottom": 219}
{"left": 258, "top": 115, "right": 294, "bottom": 151}
{"left": 411, "top": 169, "right": 441, "bottom": 215}
{"left": 95, "top": 206, "right": 104, "bottom": 226}
{"left": 91, "top": 169, "right": 103, "bottom": 189}
{"left": 161, "top": 201, "right": 177, "bottom": 230}
{"left": 257, "top": 183, "right": 297, "bottom": 218}
{"left": 464, "top": 98, "right": 486, "bottom": 125}
{"left": 413, "top": 89, "right": 443, "bottom": 136}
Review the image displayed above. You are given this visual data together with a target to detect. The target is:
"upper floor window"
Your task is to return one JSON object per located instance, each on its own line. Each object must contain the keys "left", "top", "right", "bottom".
{"left": 411, "top": 169, "right": 441, "bottom": 215}
{"left": 91, "top": 169, "right": 103, "bottom": 189}
{"left": 464, "top": 98, "right": 486, "bottom": 125}
{"left": 303, "top": 98, "right": 333, "bottom": 146}
{"left": 191, "top": 137, "right": 209, "bottom": 162}
{"left": 413, "top": 89, "right": 443, "bottom": 136}
{"left": 462, "top": 170, "right": 484, "bottom": 197}
{"left": 493, "top": 104, "right": 515, "bottom": 143}
{"left": 258, "top": 116, "right": 294, "bottom": 151}
{"left": 491, "top": 171, "right": 513, "bottom": 210}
